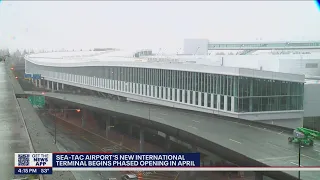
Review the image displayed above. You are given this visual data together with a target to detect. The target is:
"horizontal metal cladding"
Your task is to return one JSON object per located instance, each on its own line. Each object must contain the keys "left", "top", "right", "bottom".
{"left": 25, "top": 55, "right": 305, "bottom": 83}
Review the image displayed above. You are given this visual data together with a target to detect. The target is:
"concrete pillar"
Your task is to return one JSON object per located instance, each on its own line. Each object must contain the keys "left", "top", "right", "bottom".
{"left": 35, "top": 79, "right": 38, "bottom": 87}
{"left": 188, "top": 144, "right": 197, "bottom": 178}
{"left": 62, "top": 83, "right": 64, "bottom": 90}
{"left": 63, "top": 106, "right": 68, "bottom": 119}
{"left": 105, "top": 116, "right": 111, "bottom": 138}
{"left": 254, "top": 172, "right": 263, "bottom": 180}
{"left": 51, "top": 81, "right": 54, "bottom": 92}
{"left": 139, "top": 128, "right": 144, "bottom": 153}
{"left": 165, "top": 134, "right": 171, "bottom": 151}
{"left": 47, "top": 80, "right": 50, "bottom": 89}
{"left": 38, "top": 79, "right": 42, "bottom": 88}
{"left": 57, "top": 83, "right": 59, "bottom": 91}
{"left": 190, "top": 144, "right": 197, "bottom": 152}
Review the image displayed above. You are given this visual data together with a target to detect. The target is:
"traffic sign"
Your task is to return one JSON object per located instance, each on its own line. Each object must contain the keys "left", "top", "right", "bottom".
{"left": 28, "top": 95, "right": 45, "bottom": 108}
{"left": 24, "top": 73, "right": 32, "bottom": 80}
{"left": 32, "top": 74, "right": 41, "bottom": 80}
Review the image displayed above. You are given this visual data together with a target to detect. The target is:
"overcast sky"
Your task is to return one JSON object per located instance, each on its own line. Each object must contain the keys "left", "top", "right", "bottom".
{"left": 0, "top": 1, "right": 319, "bottom": 52}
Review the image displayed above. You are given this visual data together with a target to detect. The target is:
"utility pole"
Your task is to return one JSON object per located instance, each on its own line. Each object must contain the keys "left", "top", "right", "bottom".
{"left": 298, "top": 141, "right": 301, "bottom": 180}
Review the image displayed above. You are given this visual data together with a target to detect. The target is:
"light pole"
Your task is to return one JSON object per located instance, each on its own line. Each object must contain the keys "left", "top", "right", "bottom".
{"left": 298, "top": 141, "right": 302, "bottom": 180}
{"left": 38, "top": 108, "right": 81, "bottom": 144}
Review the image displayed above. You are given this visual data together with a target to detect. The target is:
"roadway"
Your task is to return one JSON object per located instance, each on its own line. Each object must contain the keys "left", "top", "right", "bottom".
{"left": 25, "top": 91, "right": 320, "bottom": 180}
{"left": 0, "top": 63, "right": 31, "bottom": 179}
{"left": 37, "top": 108, "right": 180, "bottom": 180}
{"left": 38, "top": 110, "right": 123, "bottom": 180}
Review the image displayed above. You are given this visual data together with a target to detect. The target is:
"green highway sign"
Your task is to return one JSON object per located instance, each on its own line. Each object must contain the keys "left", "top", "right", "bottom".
{"left": 28, "top": 95, "right": 45, "bottom": 108}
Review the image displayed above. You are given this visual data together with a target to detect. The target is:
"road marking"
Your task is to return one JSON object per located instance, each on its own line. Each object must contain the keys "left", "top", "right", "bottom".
{"left": 267, "top": 142, "right": 281, "bottom": 148}
{"left": 314, "top": 149, "right": 320, "bottom": 153}
{"left": 301, "top": 154, "right": 320, "bottom": 162}
{"left": 192, "top": 120, "right": 200, "bottom": 123}
{"left": 290, "top": 162, "right": 303, "bottom": 167}
{"left": 257, "top": 156, "right": 296, "bottom": 161}
{"left": 154, "top": 116, "right": 164, "bottom": 120}
{"left": 278, "top": 131, "right": 283, "bottom": 134}
{"left": 159, "top": 112, "right": 168, "bottom": 116}
{"left": 81, "top": 136, "right": 103, "bottom": 150}
{"left": 229, "top": 138, "right": 241, "bottom": 144}
{"left": 188, "top": 125, "right": 198, "bottom": 130}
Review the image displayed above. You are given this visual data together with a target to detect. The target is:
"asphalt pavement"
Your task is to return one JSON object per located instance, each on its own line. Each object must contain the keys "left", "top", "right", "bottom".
{"left": 25, "top": 91, "right": 320, "bottom": 180}
{"left": 0, "top": 63, "right": 31, "bottom": 179}
{"left": 39, "top": 109, "right": 182, "bottom": 180}
{"left": 38, "top": 110, "right": 123, "bottom": 180}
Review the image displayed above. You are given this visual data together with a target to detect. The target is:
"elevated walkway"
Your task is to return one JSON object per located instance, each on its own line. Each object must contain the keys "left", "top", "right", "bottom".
{"left": 25, "top": 91, "right": 320, "bottom": 180}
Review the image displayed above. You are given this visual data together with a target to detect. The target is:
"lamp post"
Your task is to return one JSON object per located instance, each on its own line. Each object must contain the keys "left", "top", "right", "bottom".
{"left": 298, "top": 141, "right": 302, "bottom": 180}
{"left": 39, "top": 108, "right": 81, "bottom": 144}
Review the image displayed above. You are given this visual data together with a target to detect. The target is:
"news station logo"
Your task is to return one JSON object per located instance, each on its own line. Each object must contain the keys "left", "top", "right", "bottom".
{"left": 15, "top": 153, "right": 53, "bottom": 167}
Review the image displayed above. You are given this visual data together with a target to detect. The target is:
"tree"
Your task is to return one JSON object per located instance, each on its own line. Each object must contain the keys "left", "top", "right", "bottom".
{"left": 14, "top": 49, "right": 21, "bottom": 57}
{"left": 22, "top": 49, "right": 28, "bottom": 55}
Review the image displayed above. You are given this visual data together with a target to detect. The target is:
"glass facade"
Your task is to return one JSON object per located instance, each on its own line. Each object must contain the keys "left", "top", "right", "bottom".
{"left": 26, "top": 61, "right": 304, "bottom": 113}
{"left": 236, "top": 77, "right": 304, "bottom": 112}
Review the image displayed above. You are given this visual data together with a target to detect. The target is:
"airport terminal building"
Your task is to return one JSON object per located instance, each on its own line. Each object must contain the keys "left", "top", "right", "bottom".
{"left": 24, "top": 46, "right": 307, "bottom": 129}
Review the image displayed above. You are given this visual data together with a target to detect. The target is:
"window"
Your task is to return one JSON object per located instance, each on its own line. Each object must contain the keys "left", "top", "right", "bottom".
{"left": 213, "top": 95, "right": 217, "bottom": 108}
{"left": 201, "top": 93, "right": 204, "bottom": 106}
{"left": 220, "top": 96, "right": 224, "bottom": 110}
{"left": 227, "top": 97, "right": 231, "bottom": 111}
{"left": 207, "top": 94, "right": 211, "bottom": 107}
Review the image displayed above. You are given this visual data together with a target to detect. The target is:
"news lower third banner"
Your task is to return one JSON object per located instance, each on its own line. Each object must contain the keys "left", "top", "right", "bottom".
{"left": 14, "top": 152, "right": 200, "bottom": 174}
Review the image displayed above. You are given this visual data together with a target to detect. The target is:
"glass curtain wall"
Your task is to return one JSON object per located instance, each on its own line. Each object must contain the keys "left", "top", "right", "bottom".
{"left": 26, "top": 61, "right": 304, "bottom": 113}
{"left": 235, "top": 77, "right": 304, "bottom": 112}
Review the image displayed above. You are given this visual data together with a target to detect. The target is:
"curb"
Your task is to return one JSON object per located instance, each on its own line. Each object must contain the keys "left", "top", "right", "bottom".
{"left": 8, "top": 70, "right": 45, "bottom": 180}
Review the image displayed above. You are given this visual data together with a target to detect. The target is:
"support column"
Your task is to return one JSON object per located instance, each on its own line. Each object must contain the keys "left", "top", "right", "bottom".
{"left": 62, "top": 83, "right": 64, "bottom": 90}
{"left": 57, "top": 83, "right": 59, "bottom": 91}
{"left": 35, "top": 79, "right": 38, "bottom": 87}
{"left": 63, "top": 106, "right": 68, "bottom": 119}
{"left": 51, "top": 81, "right": 54, "bottom": 92}
{"left": 254, "top": 172, "right": 263, "bottom": 180}
{"left": 165, "top": 134, "right": 171, "bottom": 151}
{"left": 139, "top": 128, "right": 144, "bottom": 153}
{"left": 47, "top": 80, "right": 50, "bottom": 89}
{"left": 38, "top": 79, "right": 42, "bottom": 88}
{"left": 188, "top": 144, "right": 197, "bottom": 178}
{"left": 105, "top": 116, "right": 111, "bottom": 138}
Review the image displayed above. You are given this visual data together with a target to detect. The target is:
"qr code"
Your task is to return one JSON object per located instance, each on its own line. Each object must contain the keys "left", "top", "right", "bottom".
{"left": 18, "top": 154, "right": 30, "bottom": 166}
